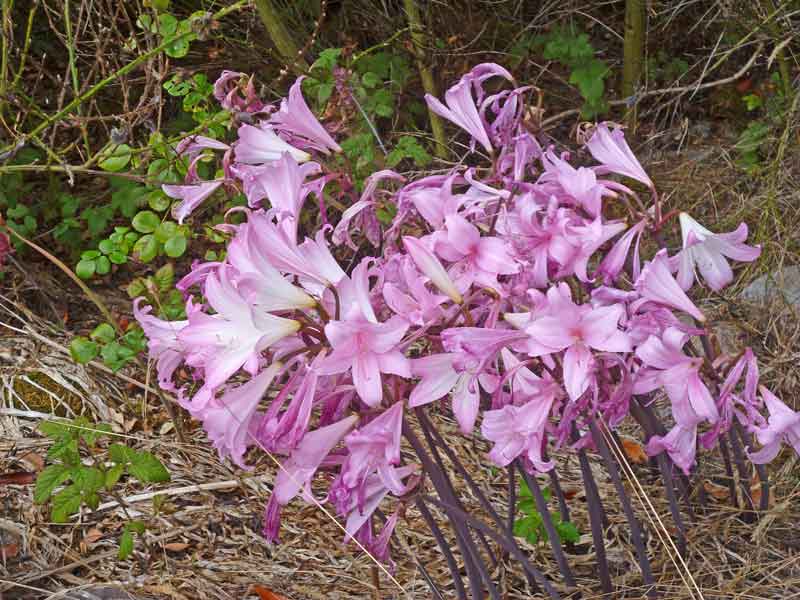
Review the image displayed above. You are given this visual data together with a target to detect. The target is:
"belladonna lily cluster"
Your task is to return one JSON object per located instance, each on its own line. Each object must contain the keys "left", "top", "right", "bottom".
{"left": 136, "top": 65, "right": 797, "bottom": 570}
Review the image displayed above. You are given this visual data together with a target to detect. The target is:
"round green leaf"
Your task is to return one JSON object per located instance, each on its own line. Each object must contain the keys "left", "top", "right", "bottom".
{"left": 154, "top": 221, "right": 178, "bottom": 243}
{"left": 98, "top": 144, "right": 132, "bottom": 172}
{"left": 147, "top": 189, "right": 171, "bottom": 211}
{"left": 76, "top": 259, "right": 96, "bottom": 279}
{"left": 163, "top": 234, "right": 187, "bottom": 258}
{"left": 133, "top": 234, "right": 159, "bottom": 263}
{"left": 81, "top": 250, "right": 101, "bottom": 260}
{"left": 132, "top": 210, "right": 160, "bottom": 233}
{"left": 98, "top": 239, "right": 114, "bottom": 255}
{"left": 108, "top": 251, "right": 127, "bottom": 265}
{"left": 95, "top": 255, "right": 112, "bottom": 275}
{"left": 90, "top": 323, "right": 116, "bottom": 344}
{"left": 69, "top": 336, "right": 99, "bottom": 364}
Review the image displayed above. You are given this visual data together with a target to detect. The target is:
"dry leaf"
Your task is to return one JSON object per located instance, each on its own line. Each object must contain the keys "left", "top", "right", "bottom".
{"left": 80, "top": 528, "right": 104, "bottom": 553}
{"left": 621, "top": 439, "right": 648, "bottom": 465}
{"left": 750, "top": 474, "right": 773, "bottom": 508}
{"left": 163, "top": 542, "right": 189, "bottom": 552}
{"left": 251, "top": 585, "right": 289, "bottom": 600}
{"left": 0, "top": 543, "right": 19, "bottom": 560}
{"left": 703, "top": 480, "right": 730, "bottom": 501}
{"left": 0, "top": 471, "right": 36, "bottom": 485}
{"left": 19, "top": 452, "right": 45, "bottom": 472}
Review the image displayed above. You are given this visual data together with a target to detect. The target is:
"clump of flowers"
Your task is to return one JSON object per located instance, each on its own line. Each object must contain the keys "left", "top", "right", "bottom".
{"left": 137, "top": 64, "right": 794, "bottom": 587}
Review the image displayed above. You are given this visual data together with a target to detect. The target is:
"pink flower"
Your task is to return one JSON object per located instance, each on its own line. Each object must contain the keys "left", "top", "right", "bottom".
{"left": 201, "top": 362, "right": 282, "bottom": 469}
{"left": 749, "top": 387, "right": 800, "bottom": 464}
{"left": 269, "top": 76, "right": 342, "bottom": 154}
{"left": 178, "top": 268, "right": 300, "bottom": 412}
{"left": 331, "top": 402, "right": 414, "bottom": 514}
{"left": 434, "top": 214, "right": 519, "bottom": 292}
{"left": 318, "top": 316, "right": 410, "bottom": 406}
{"left": 596, "top": 219, "right": 645, "bottom": 283}
{"left": 163, "top": 180, "right": 224, "bottom": 224}
{"left": 634, "top": 249, "right": 705, "bottom": 322}
{"left": 382, "top": 256, "right": 448, "bottom": 326}
{"left": 213, "top": 70, "right": 268, "bottom": 113}
{"left": 482, "top": 397, "right": 555, "bottom": 471}
{"left": 403, "top": 235, "right": 463, "bottom": 304}
{"left": 646, "top": 422, "right": 698, "bottom": 475}
{"left": 272, "top": 414, "right": 359, "bottom": 506}
{"left": 425, "top": 64, "right": 513, "bottom": 154}
{"left": 133, "top": 298, "right": 189, "bottom": 392}
{"left": 586, "top": 123, "right": 653, "bottom": 188}
{"left": 634, "top": 327, "right": 718, "bottom": 425}
{"left": 234, "top": 124, "right": 310, "bottom": 165}
{"left": 524, "top": 283, "right": 631, "bottom": 400}
{"left": 175, "top": 135, "right": 230, "bottom": 159}
{"left": 672, "top": 213, "right": 761, "bottom": 291}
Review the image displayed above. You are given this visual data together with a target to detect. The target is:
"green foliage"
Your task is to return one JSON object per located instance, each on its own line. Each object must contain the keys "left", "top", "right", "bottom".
{"left": 163, "top": 73, "right": 228, "bottom": 137}
{"left": 127, "top": 262, "right": 186, "bottom": 321}
{"left": 534, "top": 26, "right": 609, "bottom": 118}
{"left": 35, "top": 417, "right": 169, "bottom": 559}
{"left": 70, "top": 320, "right": 147, "bottom": 372}
{"left": 734, "top": 72, "right": 790, "bottom": 174}
{"left": 646, "top": 49, "right": 689, "bottom": 85}
{"left": 386, "top": 136, "right": 431, "bottom": 169}
{"left": 513, "top": 481, "right": 580, "bottom": 546}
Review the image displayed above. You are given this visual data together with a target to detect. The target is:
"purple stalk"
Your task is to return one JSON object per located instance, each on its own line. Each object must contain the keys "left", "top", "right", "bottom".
{"left": 546, "top": 466, "right": 571, "bottom": 523}
{"left": 572, "top": 427, "right": 613, "bottom": 595}
{"left": 403, "top": 419, "right": 494, "bottom": 600}
{"left": 718, "top": 436, "right": 740, "bottom": 508}
{"left": 630, "top": 400, "right": 689, "bottom": 553}
{"left": 726, "top": 429, "right": 756, "bottom": 517}
{"left": 507, "top": 463, "right": 517, "bottom": 537}
{"left": 589, "top": 419, "right": 657, "bottom": 598}
{"left": 732, "top": 422, "right": 770, "bottom": 512}
{"left": 414, "top": 498, "right": 468, "bottom": 600}
{"left": 516, "top": 464, "right": 577, "bottom": 588}
{"left": 421, "top": 495, "right": 562, "bottom": 600}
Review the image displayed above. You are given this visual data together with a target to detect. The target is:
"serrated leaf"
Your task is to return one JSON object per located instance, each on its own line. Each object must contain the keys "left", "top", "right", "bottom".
{"left": 90, "top": 323, "right": 116, "bottom": 344}
{"left": 69, "top": 337, "right": 99, "bottom": 364}
{"left": 51, "top": 484, "right": 82, "bottom": 523}
{"left": 47, "top": 435, "right": 79, "bottom": 462}
{"left": 35, "top": 464, "right": 71, "bottom": 503}
{"left": 73, "top": 466, "right": 105, "bottom": 495}
{"left": 39, "top": 420, "right": 70, "bottom": 439}
{"left": 555, "top": 520, "right": 580, "bottom": 543}
{"left": 311, "top": 48, "right": 341, "bottom": 72}
{"left": 129, "top": 451, "right": 170, "bottom": 483}
{"left": 109, "top": 443, "right": 137, "bottom": 465}
{"left": 105, "top": 464, "right": 125, "bottom": 488}
{"left": 118, "top": 530, "right": 134, "bottom": 559}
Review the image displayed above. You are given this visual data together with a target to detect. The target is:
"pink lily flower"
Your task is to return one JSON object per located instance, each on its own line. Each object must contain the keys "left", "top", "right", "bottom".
{"left": 272, "top": 414, "right": 359, "bottom": 506}
{"left": 634, "top": 327, "right": 719, "bottom": 425}
{"left": 749, "top": 386, "right": 800, "bottom": 464}
{"left": 646, "top": 422, "right": 698, "bottom": 475}
{"left": 403, "top": 235, "right": 463, "bottom": 304}
{"left": 201, "top": 362, "right": 282, "bottom": 469}
{"left": 482, "top": 397, "right": 555, "bottom": 471}
{"left": 133, "top": 298, "right": 190, "bottom": 392}
{"left": 585, "top": 123, "right": 653, "bottom": 188}
{"left": 331, "top": 402, "right": 411, "bottom": 513}
{"left": 175, "top": 135, "right": 230, "bottom": 159}
{"left": 434, "top": 214, "right": 519, "bottom": 292}
{"left": 672, "top": 213, "right": 761, "bottom": 291}
{"left": 163, "top": 179, "right": 224, "bottom": 224}
{"left": 178, "top": 268, "right": 300, "bottom": 412}
{"left": 234, "top": 124, "right": 310, "bottom": 165}
{"left": 269, "top": 76, "right": 342, "bottom": 154}
{"left": 596, "top": 219, "right": 646, "bottom": 283}
{"left": 383, "top": 255, "right": 448, "bottom": 326}
{"left": 524, "top": 283, "right": 631, "bottom": 400}
{"left": 634, "top": 249, "right": 705, "bottom": 322}
{"left": 213, "top": 70, "right": 268, "bottom": 113}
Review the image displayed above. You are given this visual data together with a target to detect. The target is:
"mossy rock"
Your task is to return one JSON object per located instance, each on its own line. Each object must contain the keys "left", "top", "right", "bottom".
{"left": 10, "top": 370, "right": 84, "bottom": 416}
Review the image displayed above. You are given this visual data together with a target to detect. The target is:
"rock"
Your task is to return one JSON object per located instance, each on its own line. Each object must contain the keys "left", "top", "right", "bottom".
{"left": 740, "top": 266, "right": 800, "bottom": 307}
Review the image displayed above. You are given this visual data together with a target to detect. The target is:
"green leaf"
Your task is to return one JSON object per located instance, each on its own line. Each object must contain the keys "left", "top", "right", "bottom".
{"left": 518, "top": 481, "right": 532, "bottom": 497}
{"left": 35, "top": 464, "right": 71, "bottom": 503}
{"left": 72, "top": 466, "right": 106, "bottom": 495}
{"left": 109, "top": 443, "right": 137, "bottom": 465}
{"left": 90, "top": 323, "right": 116, "bottom": 344}
{"left": 79, "top": 421, "right": 112, "bottom": 446}
{"left": 126, "top": 520, "right": 146, "bottom": 534}
{"left": 69, "top": 337, "right": 99, "bottom": 364}
{"left": 517, "top": 498, "right": 536, "bottom": 514}
{"left": 154, "top": 221, "right": 178, "bottom": 243}
{"left": 154, "top": 263, "right": 175, "bottom": 291}
{"left": 157, "top": 13, "right": 178, "bottom": 36}
{"left": 555, "top": 520, "right": 580, "bottom": 544}
{"left": 164, "top": 234, "right": 187, "bottom": 257}
{"left": 361, "top": 71, "right": 380, "bottom": 88}
{"left": 108, "top": 251, "right": 127, "bottom": 265}
{"left": 311, "top": 48, "right": 341, "bottom": 72}
{"left": 147, "top": 189, "right": 172, "bottom": 211}
{"left": 105, "top": 464, "right": 125, "bottom": 488}
{"left": 118, "top": 530, "right": 134, "bottom": 559}
{"left": 127, "top": 278, "right": 146, "bottom": 298}
{"left": 47, "top": 435, "right": 79, "bottom": 463}
{"left": 132, "top": 210, "right": 160, "bottom": 233}
{"left": 96, "top": 255, "right": 112, "bottom": 275}
{"left": 51, "top": 484, "right": 82, "bottom": 523}
{"left": 98, "top": 144, "right": 132, "bottom": 172}
{"left": 75, "top": 259, "right": 96, "bottom": 280}
{"left": 39, "top": 421, "right": 70, "bottom": 439}
{"left": 129, "top": 450, "right": 170, "bottom": 483}
{"left": 165, "top": 35, "right": 190, "bottom": 59}
{"left": 133, "top": 234, "right": 159, "bottom": 263}
{"left": 317, "top": 82, "right": 334, "bottom": 106}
